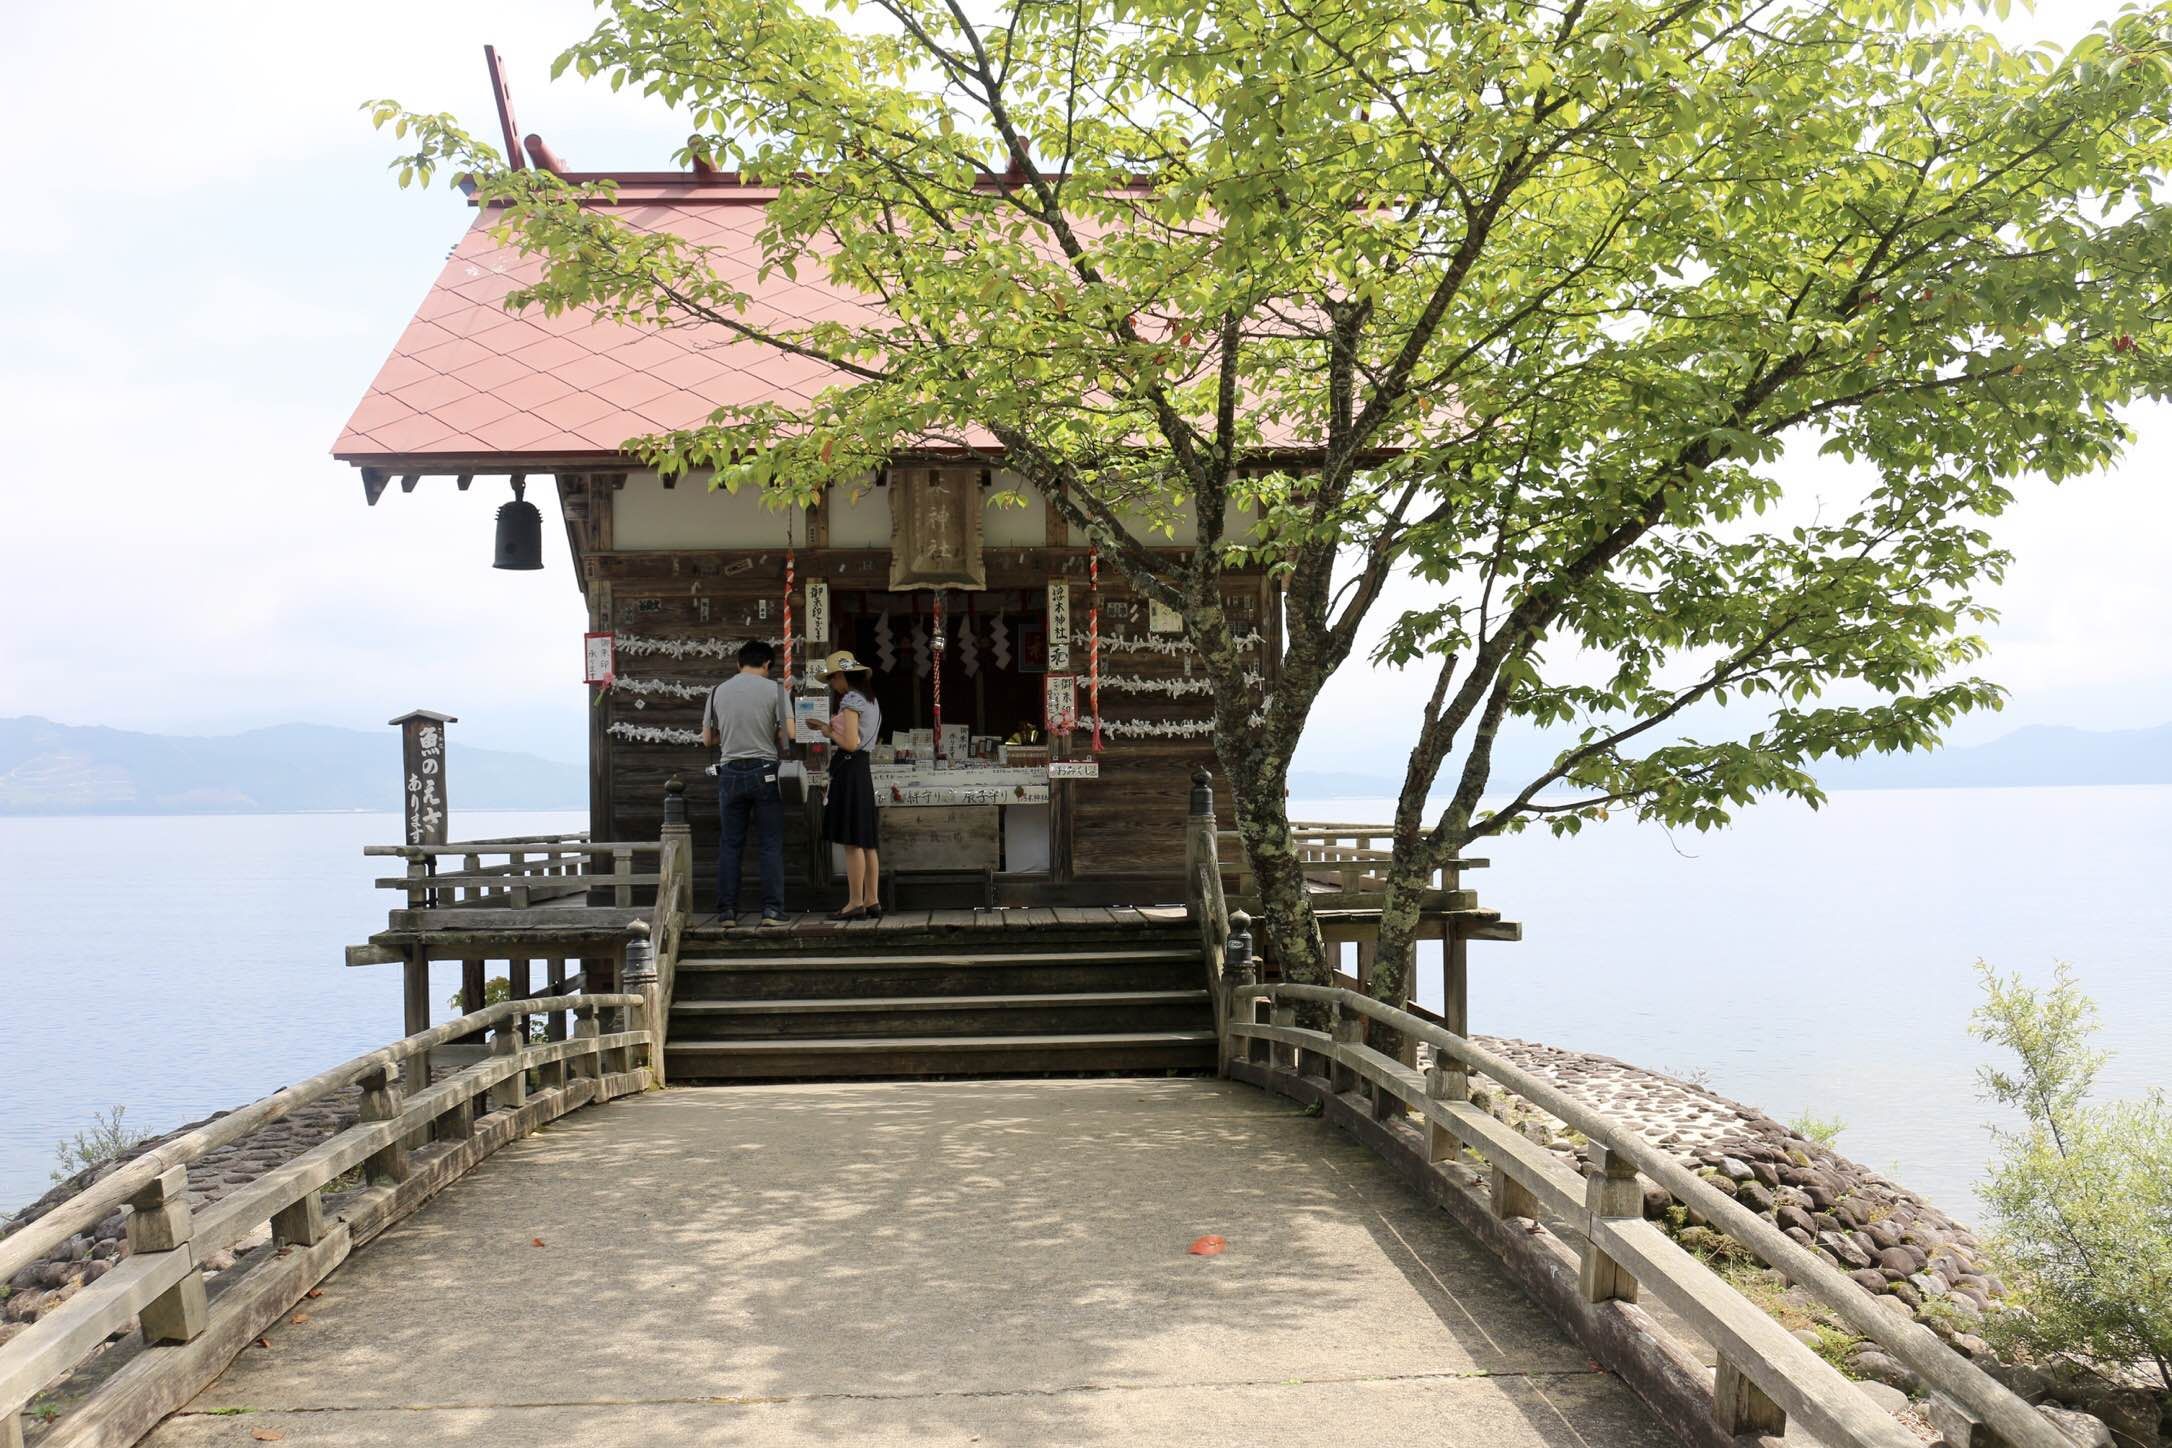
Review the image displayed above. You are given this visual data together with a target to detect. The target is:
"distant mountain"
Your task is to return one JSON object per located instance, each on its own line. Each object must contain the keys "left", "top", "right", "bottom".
{"left": 0, "top": 716, "right": 585, "bottom": 816}
{"left": 1290, "top": 722, "right": 2172, "bottom": 800}
{"left": 1818, "top": 723, "right": 2172, "bottom": 790}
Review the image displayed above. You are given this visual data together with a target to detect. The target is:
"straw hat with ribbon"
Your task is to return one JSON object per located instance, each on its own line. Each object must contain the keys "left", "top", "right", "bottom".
{"left": 821, "top": 649, "right": 872, "bottom": 680}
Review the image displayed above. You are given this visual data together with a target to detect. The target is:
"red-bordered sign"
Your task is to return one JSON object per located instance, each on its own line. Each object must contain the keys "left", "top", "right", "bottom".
{"left": 584, "top": 632, "right": 616, "bottom": 686}
{"left": 1043, "top": 673, "right": 1078, "bottom": 734}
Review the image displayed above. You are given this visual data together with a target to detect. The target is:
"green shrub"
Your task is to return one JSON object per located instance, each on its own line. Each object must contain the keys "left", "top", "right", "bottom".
{"left": 1971, "top": 962, "right": 2172, "bottom": 1392}
{"left": 446, "top": 976, "right": 542, "bottom": 1041}
{"left": 1787, "top": 1110, "right": 1848, "bottom": 1147}
{"left": 50, "top": 1105, "right": 153, "bottom": 1184}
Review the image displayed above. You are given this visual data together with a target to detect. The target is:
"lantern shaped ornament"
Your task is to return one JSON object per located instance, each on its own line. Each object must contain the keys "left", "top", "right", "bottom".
{"left": 493, "top": 476, "right": 544, "bottom": 571}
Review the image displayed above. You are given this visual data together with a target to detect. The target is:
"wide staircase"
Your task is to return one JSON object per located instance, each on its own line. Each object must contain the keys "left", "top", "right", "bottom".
{"left": 666, "top": 916, "right": 1219, "bottom": 1080}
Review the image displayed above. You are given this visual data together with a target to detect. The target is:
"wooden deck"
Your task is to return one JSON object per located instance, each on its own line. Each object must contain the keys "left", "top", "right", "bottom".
{"left": 692, "top": 903, "right": 1192, "bottom": 934}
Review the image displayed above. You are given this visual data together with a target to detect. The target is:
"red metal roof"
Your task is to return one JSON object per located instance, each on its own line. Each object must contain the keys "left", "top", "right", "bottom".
{"left": 333, "top": 185, "right": 896, "bottom": 466}
{"left": 335, "top": 179, "right": 1333, "bottom": 469}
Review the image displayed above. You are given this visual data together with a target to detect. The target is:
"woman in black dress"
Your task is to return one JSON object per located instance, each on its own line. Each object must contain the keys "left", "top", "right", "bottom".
{"left": 809, "top": 649, "right": 882, "bottom": 920}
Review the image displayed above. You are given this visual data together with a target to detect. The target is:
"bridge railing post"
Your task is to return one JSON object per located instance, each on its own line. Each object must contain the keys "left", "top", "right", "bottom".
{"left": 653, "top": 775, "right": 694, "bottom": 1087}
{"left": 359, "top": 1066, "right": 411, "bottom": 1185}
{"left": 623, "top": 924, "right": 660, "bottom": 1084}
{"left": 1715, "top": 1356, "right": 1789, "bottom": 1438}
{"left": 1218, "top": 911, "right": 1255, "bottom": 1076}
{"left": 1270, "top": 997, "right": 1297, "bottom": 1071}
{"left": 490, "top": 1018, "right": 528, "bottom": 1113}
{"left": 1185, "top": 768, "right": 1233, "bottom": 1040}
{"left": 1425, "top": 1058, "right": 1467, "bottom": 1166}
{"left": 1328, "top": 999, "right": 1362, "bottom": 1095}
{"left": 1578, "top": 1143, "right": 1642, "bottom": 1304}
{"left": 572, "top": 1003, "right": 601, "bottom": 1082}
{"left": 126, "top": 1166, "right": 207, "bottom": 1347}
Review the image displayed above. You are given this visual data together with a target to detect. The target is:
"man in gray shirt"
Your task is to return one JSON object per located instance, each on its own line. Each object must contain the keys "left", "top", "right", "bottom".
{"left": 700, "top": 639, "right": 793, "bottom": 926}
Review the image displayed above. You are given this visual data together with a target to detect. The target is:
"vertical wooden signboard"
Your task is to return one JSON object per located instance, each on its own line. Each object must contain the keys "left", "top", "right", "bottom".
{"left": 391, "top": 709, "right": 457, "bottom": 846}
{"left": 1046, "top": 582, "right": 1072, "bottom": 670}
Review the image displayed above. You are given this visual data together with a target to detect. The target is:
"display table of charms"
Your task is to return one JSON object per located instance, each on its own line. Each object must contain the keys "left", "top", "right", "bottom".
{"left": 810, "top": 763, "right": 1054, "bottom": 808}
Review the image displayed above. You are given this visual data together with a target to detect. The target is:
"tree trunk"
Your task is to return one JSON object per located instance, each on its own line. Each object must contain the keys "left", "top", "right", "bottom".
{"left": 1230, "top": 774, "right": 1327, "bottom": 987}
{"left": 1361, "top": 754, "right": 1443, "bottom": 1056}
{"left": 1210, "top": 701, "right": 1328, "bottom": 1004}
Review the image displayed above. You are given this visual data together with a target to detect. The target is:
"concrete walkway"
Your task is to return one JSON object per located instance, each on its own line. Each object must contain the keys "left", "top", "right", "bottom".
{"left": 144, "top": 1079, "right": 1677, "bottom": 1446}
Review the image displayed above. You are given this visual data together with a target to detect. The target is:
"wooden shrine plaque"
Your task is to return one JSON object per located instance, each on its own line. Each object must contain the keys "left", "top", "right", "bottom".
{"left": 888, "top": 468, "right": 985, "bottom": 589}
{"left": 1046, "top": 582, "right": 1072, "bottom": 669}
{"left": 390, "top": 709, "right": 456, "bottom": 846}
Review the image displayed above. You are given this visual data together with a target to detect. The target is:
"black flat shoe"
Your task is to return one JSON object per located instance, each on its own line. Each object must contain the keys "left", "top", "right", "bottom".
{"left": 827, "top": 906, "right": 863, "bottom": 921}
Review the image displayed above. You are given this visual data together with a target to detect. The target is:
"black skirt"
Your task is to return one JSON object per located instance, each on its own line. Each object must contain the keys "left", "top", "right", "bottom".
{"left": 823, "top": 750, "right": 880, "bottom": 848}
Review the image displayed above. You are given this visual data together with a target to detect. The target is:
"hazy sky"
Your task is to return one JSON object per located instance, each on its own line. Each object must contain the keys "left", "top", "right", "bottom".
{"left": 0, "top": 1, "right": 2162, "bottom": 768}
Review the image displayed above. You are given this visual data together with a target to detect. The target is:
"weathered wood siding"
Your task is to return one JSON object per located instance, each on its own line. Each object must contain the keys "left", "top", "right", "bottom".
{"left": 580, "top": 537, "right": 1270, "bottom": 897}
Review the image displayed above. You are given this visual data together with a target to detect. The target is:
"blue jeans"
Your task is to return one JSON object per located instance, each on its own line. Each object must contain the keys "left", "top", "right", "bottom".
{"left": 716, "top": 760, "right": 785, "bottom": 917}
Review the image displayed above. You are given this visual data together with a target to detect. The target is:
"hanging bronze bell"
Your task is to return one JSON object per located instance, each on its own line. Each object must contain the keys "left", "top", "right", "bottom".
{"left": 493, "top": 477, "right": 543, "bottom": 570}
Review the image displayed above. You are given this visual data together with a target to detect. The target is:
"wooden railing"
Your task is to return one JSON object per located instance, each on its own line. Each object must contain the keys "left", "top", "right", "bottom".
{"left": 1217, "top": 821, "right": 1485, "bottom": 901}
{"left": 0, "top": 991, "right": 652, "bottom": 1448}
{"left": 1180, "top": 770, "right": 1235, "bottom": 1047}
{"left": 1192, "top": 795, "right": 1518, "bottom": 1044}
{"left": 644, "top": 779, "right": 696, "bottom": 1086}
{"left": 1218, "top": 979, "right": 2065, "bottom": 1448}
{"left": 363, "top": 835, "right": 663, "bottom": 909}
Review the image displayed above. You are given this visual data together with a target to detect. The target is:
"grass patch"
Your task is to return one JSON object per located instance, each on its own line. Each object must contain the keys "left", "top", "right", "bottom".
{"left": 1788, "top": 1110, "right": 1848, "bottom": 1148}
{"left": 1672, "top": 1223, "right": 1870, "bottom": 1374}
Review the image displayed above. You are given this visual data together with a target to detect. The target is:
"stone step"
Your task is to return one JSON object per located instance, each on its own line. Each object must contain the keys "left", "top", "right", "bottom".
{"left": 672, "top": 948, "right": 1203, "bottom": 1000}
{"left": 665, "top": 1030, "right": 1221, "bottom": 1081}
{"left": 670, "top": 989, "right": 1213, "bottom": 1040}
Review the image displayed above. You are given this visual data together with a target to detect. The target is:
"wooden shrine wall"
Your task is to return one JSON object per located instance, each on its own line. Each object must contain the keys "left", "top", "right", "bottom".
{"left": 1063, "top": 570, "right": 1267, "bottom": 879}
{"left": 583, "top": 546, "right": 1273, "bottom": 896}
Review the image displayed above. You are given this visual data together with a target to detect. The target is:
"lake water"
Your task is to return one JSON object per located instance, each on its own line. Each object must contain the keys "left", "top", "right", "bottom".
{"left": 2, "top": 790, "right": 2165, "bottom": 1221}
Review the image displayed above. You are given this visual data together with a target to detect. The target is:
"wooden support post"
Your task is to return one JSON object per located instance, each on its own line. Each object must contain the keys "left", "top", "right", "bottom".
{"left": 491, "top": 1020, "right": 528, "bottom": 1112}
{"left": 461, "top": 959, "right": 486, "bottom": 1042}
{"left": 572, "top": 1006, "right": 601, "bottom": 1081}
{"left": 1715, "top": 1357, "right": 1788, "bottom": 1438}
{"left": 1271, "top": 1003, "right": 1297, "bottom": 1071}
{"left": 1248, "top": 997, "right": 1272, "bottom": 1066}
{"left": 5, "top": 1407, "right": 21, "bottom": 1448}
{"left": 587, "top": 949, "right": 617, "bottom": 998}
{"left": 400, "top": 950, "right": 432, "bottom": 1150}
{"left": 1328, "top": 1002, "right": 1362, "bottom": 1096}
{"left": 125, "top": 1167, "right": 207, "bottom": 1345}
{"left": 358, "top": 1067, "right": 409, "bottom": 1186}
{"left": 1426, "top": 1062, "right": 1467, "bottom": 1165}
{"left": 545, "top": 958, "right": 568, "bottom": 1042}
{"left": 403, "top": 853, "right": 432, "bottom": 910}
{"left": 1444, "top": 923, "right": 1469, "bottom": 1040}
{"left": 271, "top": 1190, "right": 327, "bottom": 1249}
{"left": 613, "top": 847, "right": 634, "bottom": 908}
{"left": 603, "top": 943, "right": 631, "bottom": 1072}
{"left": 1579, "top": 1143, "right": 1642, "bottom": 1303}
{"left": 432, "top": 1093, "right": 474, "bottom": 1142}
{"left": 1491, "top": 1163, "right": 1541, "bottom": 1222}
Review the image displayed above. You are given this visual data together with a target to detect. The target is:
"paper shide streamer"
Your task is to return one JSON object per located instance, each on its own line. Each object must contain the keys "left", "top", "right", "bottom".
{"left": 607, "top": 721, "right": 703, "bottom": 746}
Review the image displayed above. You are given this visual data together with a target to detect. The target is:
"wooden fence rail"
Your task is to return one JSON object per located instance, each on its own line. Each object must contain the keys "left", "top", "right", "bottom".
{"left": 1214, "top": 825, "right": 1486, "bottom": 901}
{"left": 643, "top": 779, "right": 695, "bottom": 1087}
{"left": 1220, "top": 981, "right": 2065, "bottom": 1448}
{"left": 362, "top": 837, "right": 664, "bottom": 910}
{"left": 0, "top": 990, "right": 653, "bottom": 1448}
